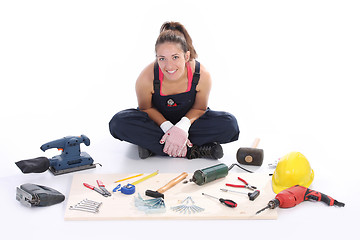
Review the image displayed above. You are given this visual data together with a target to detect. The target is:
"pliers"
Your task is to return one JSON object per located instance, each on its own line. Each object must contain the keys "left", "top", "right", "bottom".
{"left": 83, "top": 180, "right": 112, "bottom": 197}
{"left": 226, "top": 177, "right": 257, "bottom": 191}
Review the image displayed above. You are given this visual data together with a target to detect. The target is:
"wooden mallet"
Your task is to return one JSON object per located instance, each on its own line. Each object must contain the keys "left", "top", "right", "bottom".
{"left": 145, "top": 172, "right": 188, "bottom": 199}
{"left": 236, "top": 138, "right": 264, "bottom": 166}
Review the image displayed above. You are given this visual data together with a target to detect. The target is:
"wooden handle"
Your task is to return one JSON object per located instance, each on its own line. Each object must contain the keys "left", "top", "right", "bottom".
{"left": 251, "top": 138, "right": 260, "bottom": 148}
{"left": 157, "top": 172, "right": 188, "bottom": 193}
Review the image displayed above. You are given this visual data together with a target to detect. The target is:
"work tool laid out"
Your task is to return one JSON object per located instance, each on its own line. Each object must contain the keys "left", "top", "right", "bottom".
{"left": 65, "top": 172, "right": 278, "bottom": 220}
{"left": 189, "top": 163, "right": 253, "bottom": 186}
{"left": 118, "top": 170, "right": 159, "bottom": 195}
{"left": 256, "top": 185, "right": 345, "bottom": 215}
{"left": 16, "top": 183, "right": 65, "bottom": 207}
{"left": 135, "top": 194, "right": 166, "bottom": 213}
{"left": 83, "top": 180, "right": 111, "bottom": 197}
{"left": 15, "top": 135, "right": 99, "bottom": 175}
{"left": 202, "top": 193, "right": 237, "bottom": 208}
{"left": 146, "top": 172, "right": 188, "bottom": 198}
{"left": 268, "top": 159, "right": 279, "bottom": 169}
{"left": 236, "top": 138, "right": 264, "bottom": 166}
{"left": 220, "top": 189, "right": 260, "bottom": 201}
{"left": 69, "top": 199, "right": 102, "bottom": 213}
{"left": 190, "top": 163, "right": 229, "bottom": 185}
{"left": 226, "top": 176, "right": 257, "bottom": 191}
{"left": 171, "top": 196, "right": 205, "bottom": 214}
{"left": 113, "top": 173, "right": 145, "bottom": 192}
{"left": 96, "top": 180, "right": 112, "bottom": 196}
{"left": 114, "top": 173, "right": 144, "bottom": 183}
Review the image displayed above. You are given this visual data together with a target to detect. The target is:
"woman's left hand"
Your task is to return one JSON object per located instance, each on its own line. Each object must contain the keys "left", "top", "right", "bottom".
{"left": 160, "top": 126, "right": 192, "bottom": 157}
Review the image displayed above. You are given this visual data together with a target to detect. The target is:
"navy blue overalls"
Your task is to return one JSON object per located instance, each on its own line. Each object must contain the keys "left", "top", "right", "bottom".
{"left": 109, "top": 61, "right": 240, "bottom": 156}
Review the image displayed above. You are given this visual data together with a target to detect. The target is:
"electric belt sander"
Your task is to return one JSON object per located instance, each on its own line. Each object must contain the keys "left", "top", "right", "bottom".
{"left": 15, "top": 135, "right": 98, "bottom": 175}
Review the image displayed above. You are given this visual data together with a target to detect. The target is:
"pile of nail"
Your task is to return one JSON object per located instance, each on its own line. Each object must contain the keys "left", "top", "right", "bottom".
{"left": 171, "top": 196, "right": 204, "bottom": 214}
{"left": 69, "top": 199, "right": 102, "bottom": 213}
{"left": 134, "top": 193, "right": 166, "bottom": 213}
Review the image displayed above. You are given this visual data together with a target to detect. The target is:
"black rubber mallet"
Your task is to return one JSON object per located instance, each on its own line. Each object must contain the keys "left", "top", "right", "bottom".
{"left": 145, "top": 172, "right": 188, "bottom": 199}
{"left": 236, "top": 138, "right": 264, "bottom": 166}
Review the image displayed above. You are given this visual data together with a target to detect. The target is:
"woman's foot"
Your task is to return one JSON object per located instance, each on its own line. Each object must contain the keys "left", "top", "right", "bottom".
{"left": 138, "top": 146, "right": 154, "bottom": 159}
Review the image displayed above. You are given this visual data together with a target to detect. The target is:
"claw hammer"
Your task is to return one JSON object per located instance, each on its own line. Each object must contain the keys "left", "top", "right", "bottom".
{"left": 145, "top": 172, "right": 188, "bottom": 199}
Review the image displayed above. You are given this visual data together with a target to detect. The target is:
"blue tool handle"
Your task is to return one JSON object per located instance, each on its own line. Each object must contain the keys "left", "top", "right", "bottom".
{"left": 113, "top": 184, "right": 121, "bottom": 192}
{"left": 40, "top": 135, "right": 90, "bottom": 151}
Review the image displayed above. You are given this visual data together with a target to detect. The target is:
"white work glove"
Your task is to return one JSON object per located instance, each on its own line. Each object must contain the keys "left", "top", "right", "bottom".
{"left": 160, "top": 121, "right": 174, "bottom": 133}
{"left": 160, "top": 117, "right": 192, "bottom": 157}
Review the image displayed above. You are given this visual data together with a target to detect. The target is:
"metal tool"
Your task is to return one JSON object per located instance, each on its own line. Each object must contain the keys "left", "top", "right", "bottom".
{"left": 118, "top": 171, "right": 159, "bottom": 195}
{"left": 146, "top": 172, "right": 188, "bottom": 199}
{"left": 15, "top": 135, "right": 99, "bottom": 175}
{"left": 171, "top": 196, "right": 205, "bottom": 214}
{"left": 134, "top": 193, "right": 166, "bottom": 213}
{"left": 268, "top": 158, "right": 279, "bottom": 169}
{"left": 220, "top": 189, "right": 260, "bottom": 201}
{"left": 83, "top": 182, "right": 110, "bottom": 197}
{"left": 256, "top": 185, "right": 345, "bottom": 215}
{"left": 96, "top": 180, "right": 111, "bottom": 196}
{"left": 226, "top": 177, "right": 257, "bottom": 191}
{"left": 202, "top": 193, "right": 237, "bottom": 208}
{"left": 69, "top": 199, "right": 102, "bottom": 213}
{"left": 16, "top": 183, "right": 65, "bottom": 207}
{"left": 189, "top": 163, "right": 253, "bottom": 186}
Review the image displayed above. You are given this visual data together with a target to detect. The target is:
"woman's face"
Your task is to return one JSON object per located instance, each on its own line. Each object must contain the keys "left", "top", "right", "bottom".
{"left": 156, "top": 42, "right": 190, "bottom": 81}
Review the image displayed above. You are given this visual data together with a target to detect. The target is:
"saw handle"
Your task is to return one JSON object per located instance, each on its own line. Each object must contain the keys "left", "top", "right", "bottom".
{"left": 157, "top": 172, "right": 188, "bottom": 193}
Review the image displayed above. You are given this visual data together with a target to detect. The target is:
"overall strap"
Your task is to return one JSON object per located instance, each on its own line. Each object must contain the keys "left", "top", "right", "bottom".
{"left": 153, "top": 62, "right": 160, "bottom": 91}
{"left": 192, "top": 60, "right": 201, "bottom": 87}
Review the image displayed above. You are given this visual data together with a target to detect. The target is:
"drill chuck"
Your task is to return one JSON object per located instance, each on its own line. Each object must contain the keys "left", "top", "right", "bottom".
{"left": 191, "top": 163, "right": 229, "bottom": 186}
{"left": 268, "top": 199, "right": 280, "bottom": 209}
{"left": 256, "top": 199, "right": 280, "bottom": 214}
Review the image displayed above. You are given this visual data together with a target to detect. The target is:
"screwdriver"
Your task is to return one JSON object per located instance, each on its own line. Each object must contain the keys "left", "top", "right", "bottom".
{"left": 202, "top": 193, "right": 237, "bottom": 208}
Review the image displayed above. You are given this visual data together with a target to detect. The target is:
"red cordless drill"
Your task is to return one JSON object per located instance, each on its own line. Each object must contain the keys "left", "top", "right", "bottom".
{"left": 256, "top": 185, "right": 345, "bottom": 214}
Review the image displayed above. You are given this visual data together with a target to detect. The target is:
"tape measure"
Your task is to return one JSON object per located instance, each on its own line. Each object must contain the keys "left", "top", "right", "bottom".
{"left": 113, "top": 171, "right": 159, "bottom": 195}
{"left": 120, "top": 184, "right": 136, "bottom": 195}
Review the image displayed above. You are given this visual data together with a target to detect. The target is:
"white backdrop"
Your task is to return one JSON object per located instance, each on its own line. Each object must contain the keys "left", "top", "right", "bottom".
{"left": 1, "top": 1, "right": 359, "bottom": 239}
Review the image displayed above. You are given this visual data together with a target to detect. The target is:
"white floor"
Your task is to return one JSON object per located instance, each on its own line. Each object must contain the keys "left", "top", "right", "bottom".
{"left": 1, "top": 1, "right": 359, "bottom": 239}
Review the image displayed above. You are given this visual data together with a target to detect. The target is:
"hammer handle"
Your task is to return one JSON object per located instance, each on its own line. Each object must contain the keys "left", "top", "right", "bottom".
{"left": 251, "top": 138, "right": 260, "bottom": 148}
{"left": 157, "top": 172, "right": 188, "bottom": 193}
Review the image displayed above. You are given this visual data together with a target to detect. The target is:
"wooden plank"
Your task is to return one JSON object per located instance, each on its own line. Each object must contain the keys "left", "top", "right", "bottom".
{"left": 64, "top": 172, "right": 277, "bottom": 220}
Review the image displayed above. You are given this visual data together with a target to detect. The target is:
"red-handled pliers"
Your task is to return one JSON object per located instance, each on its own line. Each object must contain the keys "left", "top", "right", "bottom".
{"left": 83, "top": 180, "right": 112, "bottom": 197}
{"left": 226, "top": 177, "right": 257, "bottom": 191}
